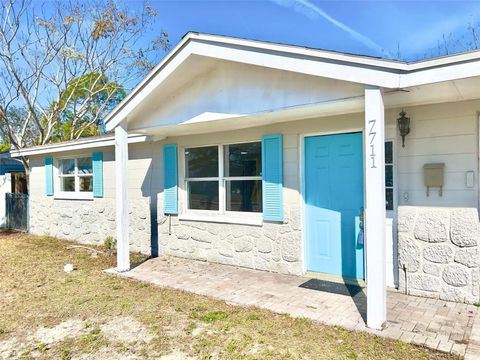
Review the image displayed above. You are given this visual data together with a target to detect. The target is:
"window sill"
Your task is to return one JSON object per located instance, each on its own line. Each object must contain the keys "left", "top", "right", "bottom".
{"left": 54, "top": 192, "right": 94, "bottom": 201}
{"left": 178, "top": 212, "right": 263, "bottom": 226}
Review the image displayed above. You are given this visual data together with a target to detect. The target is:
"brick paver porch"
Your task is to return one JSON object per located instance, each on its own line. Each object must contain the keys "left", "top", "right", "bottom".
{"left": 107, "top": 256, "right": 480, "bottom": 358}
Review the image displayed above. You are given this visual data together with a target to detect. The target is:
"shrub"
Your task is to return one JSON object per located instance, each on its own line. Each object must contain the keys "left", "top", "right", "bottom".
{"left": 104, "top": 236, "right": 116, "bottom": 254}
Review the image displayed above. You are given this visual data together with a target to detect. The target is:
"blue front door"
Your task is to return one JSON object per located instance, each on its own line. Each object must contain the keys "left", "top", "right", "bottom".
{"left": 305, "top": 132, "right": 364, "bottom": 279}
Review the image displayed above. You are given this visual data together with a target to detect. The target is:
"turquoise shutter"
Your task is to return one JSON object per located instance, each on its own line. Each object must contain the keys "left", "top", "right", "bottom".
{"left": 92, "top": 152, "right": 103, "bottom": 198}
{"left": 262, "top": 134, "right": 283, "bottom": 222}
{"left": 45, "top": 156, "right": 54, "bottom": 196}
{"left": 163, "top": 144, "right": 178, "bottom": 214}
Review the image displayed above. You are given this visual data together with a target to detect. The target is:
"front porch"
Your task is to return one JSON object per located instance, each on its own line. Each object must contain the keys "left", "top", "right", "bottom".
{"left": 108, "top": 256, "right": 479, "bottom": 358}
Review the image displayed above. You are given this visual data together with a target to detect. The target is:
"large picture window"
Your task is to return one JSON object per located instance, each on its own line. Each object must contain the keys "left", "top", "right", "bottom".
{"left": 58, "top": 156, "right": 93, "bottom": 193}
{"left": 185, "top": 142, "right": 262, "bottom": 213}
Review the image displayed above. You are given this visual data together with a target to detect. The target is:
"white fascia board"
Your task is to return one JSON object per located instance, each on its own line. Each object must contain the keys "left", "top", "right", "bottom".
{"left": 10, "top": 135, "right": 147, "bottom": 157}
{"left": 399, "top": 59, "right": 480, "bottom": 87}
{"left": 103, "top": 35, "right": 192, "bottom": 130}
{"left": 189, "top": 41, "right": 401, "bottom": 87}
{"left": 403, "top": 50, "right": 480, "bottom": 70}
{"left": 187, "top": 33, "right": 408, "bottom": 70}
{"left": 191, "top": 35, "right": 480, "bottom": 87}
{"left": 105, "top": 42, "right": 194, "bottom": 132}
{"left": 186, "top": 33, "right": 480, "bottom": 72}
{"left": 188, "top": 32, "right": 480, "bottom": 71}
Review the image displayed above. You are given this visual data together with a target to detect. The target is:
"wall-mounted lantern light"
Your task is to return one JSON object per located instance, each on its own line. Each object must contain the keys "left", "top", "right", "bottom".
{"left": 397, "top": 110, "right": 410, "bottom": 148}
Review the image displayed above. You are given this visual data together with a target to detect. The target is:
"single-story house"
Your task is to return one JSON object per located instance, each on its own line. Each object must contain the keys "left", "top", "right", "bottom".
{"left": 11, "top": 33, "right": 480, "bottom": 330}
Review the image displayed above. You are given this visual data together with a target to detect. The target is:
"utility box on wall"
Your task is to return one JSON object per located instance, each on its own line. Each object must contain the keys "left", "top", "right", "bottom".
{"left": 423, "top": 163, "right": 444, "bottom": 196}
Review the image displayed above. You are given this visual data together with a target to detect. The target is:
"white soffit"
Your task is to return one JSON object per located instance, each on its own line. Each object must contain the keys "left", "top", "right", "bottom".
{"left": 131, "top": 79, "right": 480, "bottom": 138}
{"left": 132, "top": 96, "right": 366, "bottom": 137}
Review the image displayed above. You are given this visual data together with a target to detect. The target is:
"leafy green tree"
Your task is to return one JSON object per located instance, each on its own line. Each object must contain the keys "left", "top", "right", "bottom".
{"left": 0, "top": 0, "right": 169, "bottom": 171}
{"left": 0, "top": 142, "right": 11, "bottom": 153}
{"left": 0, "top": 106, "right": 39, "bottom": 150}
{"left": 50, "top": 73, "right": 126, "bottom": 142}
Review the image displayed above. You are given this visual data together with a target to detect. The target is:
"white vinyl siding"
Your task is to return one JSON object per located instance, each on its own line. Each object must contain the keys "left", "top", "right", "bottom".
{"left": 392, "top": 100, "right": 478, "bottom": 208}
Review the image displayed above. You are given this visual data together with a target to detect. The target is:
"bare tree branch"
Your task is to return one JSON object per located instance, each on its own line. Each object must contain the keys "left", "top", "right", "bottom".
{"left": 0, "top": 0, "right": 169, "bottom": 173}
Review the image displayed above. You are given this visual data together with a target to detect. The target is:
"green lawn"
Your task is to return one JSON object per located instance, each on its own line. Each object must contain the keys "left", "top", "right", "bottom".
{"left": 0, "top": 231, "right": 459, "bottom": 359}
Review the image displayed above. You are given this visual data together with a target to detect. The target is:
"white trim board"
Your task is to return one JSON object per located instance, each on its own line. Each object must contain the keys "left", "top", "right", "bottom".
{"left": 10, "top": 135, "right": 149, "bottom": 157}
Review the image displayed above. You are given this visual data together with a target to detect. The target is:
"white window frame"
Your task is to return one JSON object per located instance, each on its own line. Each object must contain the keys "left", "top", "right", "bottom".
{"left": 181, "top": 141, "right": 263, "bottom": 224}
{"left": 385, "top": 140, "right": 394, "bottom": 212}
{"left": 54, "top": 155, "right": 93, "bottom": 200}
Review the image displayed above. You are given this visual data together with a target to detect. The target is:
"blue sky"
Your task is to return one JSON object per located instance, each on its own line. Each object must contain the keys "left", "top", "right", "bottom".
{"left": 146, "top": 0, "right": 480, "bottom": 61}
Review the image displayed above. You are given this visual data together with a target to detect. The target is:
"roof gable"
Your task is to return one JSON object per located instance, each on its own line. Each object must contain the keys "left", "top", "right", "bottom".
{"left": 104, "top": 32, "right": 480, "bottom": 131}
{"left": 128, "top": 59, "right": 364, "bottom": 132}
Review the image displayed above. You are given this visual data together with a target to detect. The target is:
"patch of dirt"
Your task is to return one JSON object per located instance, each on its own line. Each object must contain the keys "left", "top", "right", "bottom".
{"left": 73, "top": 347, "right": 142, "bottom": 360}
{"left": 159, "top": 350, "right": 196, "bottom": 360}
{"left": 0, "top": 337, "right": 27, "bottom": 359}
{"left": 1, "top": 317, "right": 154, "bottom": 359}
{"left": 162, "top": 317, "right": 190, "bottom": 338}
{"left": 0, "top": 319, "right": 88, "bottom": 359}
{"left": 100, "top": 316, "right": 154, "bottom": 344}
{"left": 191, "top": 323, "right": 208, "bottom": 337}
{"left": 35, "top": 319, "right": 86, "bottom": 344}
{"left": 247, "top": 343, "right": 274, "bottom": 355}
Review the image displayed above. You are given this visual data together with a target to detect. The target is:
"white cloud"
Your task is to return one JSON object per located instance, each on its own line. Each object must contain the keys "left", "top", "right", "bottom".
{"left": 269, "top": 0, "right": 391, "bottom": 57}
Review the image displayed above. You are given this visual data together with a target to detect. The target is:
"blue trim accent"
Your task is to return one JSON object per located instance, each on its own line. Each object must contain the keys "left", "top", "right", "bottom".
{"left": 45, "top": 157, "right": 54, "bottom": 196}
{"left": 163, "top": 144, "right": 178, "bottom": 214}
{"left": 92, "top": 152, "right": 103, "bottom": 198}
{"left": 0, "top": 163, "right": 24, "bottom": 175}
{"left": 261, "top": 134, "right": 283, "bottom": 222}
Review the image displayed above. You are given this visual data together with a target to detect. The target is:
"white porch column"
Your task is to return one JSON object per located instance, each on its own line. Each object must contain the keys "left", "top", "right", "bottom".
{"left": 115, "top": 120, "right": 130, "bottom": 272}
{"left": 364, "top": 86, "right": 387, "bottom": 330}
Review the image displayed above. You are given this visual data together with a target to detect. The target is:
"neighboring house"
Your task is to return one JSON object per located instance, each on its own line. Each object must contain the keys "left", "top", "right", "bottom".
{"left": 11, "top": 33, "right": 480, "bottom": 330}
{"left": 0, "top": 153, "right": 25, "bottom": 227}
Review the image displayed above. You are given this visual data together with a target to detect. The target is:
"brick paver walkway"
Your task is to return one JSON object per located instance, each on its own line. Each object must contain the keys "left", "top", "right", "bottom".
{"left": 107, "top": 256, "right": 479, "bottom": 357}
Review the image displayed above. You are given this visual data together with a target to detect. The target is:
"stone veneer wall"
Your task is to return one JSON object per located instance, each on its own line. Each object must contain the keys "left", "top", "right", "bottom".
{"left": 398, "top": 206, "right": 480, "bottom": 304}
{"left": 29, "top": 196, "right": 151, "bottom": 254}
{"left": 158, "top": 206, "right": 303, "bottom": 275}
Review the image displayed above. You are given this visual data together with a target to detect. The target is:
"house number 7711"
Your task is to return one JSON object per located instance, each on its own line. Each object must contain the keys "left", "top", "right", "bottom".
{"left": 368, "top": 119, "right": 377, "bottom": 169}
